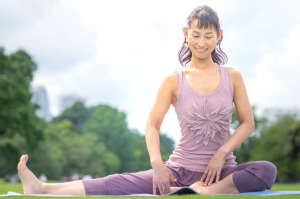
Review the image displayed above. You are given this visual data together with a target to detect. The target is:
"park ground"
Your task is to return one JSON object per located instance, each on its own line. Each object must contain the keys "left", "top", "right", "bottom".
{"left": 1, "top": 179, "right": 299, "bottom": 199}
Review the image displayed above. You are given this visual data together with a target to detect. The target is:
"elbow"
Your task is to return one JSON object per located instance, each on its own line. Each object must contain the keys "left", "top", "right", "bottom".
{"left": 249, "top": 119, "right": 255, "bottom": 134}
{"left": 240, "top": 118, "right": 255, "bottom": 135}
{"left": 145, "top": 122, "right": 161, "bottom": 137}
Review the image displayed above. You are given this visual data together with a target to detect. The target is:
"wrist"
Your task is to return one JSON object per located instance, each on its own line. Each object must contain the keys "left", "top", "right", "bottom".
{"left": 150, "top": 158, "right": 164, "bottom": 168}
{"left": 218, "top": 146, "right": 231, "bottom": 157}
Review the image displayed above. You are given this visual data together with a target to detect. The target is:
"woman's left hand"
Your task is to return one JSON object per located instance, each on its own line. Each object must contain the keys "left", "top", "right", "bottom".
{"left": 200, "top": 149, "right": 227, "bottom": 186}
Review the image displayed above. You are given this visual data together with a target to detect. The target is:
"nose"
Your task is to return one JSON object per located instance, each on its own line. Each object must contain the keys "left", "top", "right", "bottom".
{"left": 196, "top": 38, "right": 206, "bottom": 47}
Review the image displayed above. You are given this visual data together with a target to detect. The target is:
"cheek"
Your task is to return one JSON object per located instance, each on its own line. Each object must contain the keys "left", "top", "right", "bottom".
{"left": 209, "top": 39, "right": 217, "bottom": 45}
{"left": 187, "top": 36, "right": 197, "bottom": 44}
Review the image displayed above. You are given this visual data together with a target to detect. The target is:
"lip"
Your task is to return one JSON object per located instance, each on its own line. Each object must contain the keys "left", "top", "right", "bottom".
{"left": 195, "top": 48, "right": 208, "bottom": 53}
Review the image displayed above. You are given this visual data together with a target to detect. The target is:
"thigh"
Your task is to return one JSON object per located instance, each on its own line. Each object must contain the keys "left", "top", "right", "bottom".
{"left": 83, "top": 169, "right": 154, "bottom": 195}
{"left": 220, "top": 161, "right": 276, "bottom": 180}
{"left": 165, "top": 162, "right": 204, "bottom": 187}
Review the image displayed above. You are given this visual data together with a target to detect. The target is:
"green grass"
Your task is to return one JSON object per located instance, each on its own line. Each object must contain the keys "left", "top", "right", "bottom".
{"left": 0, "top": 178, "right": 299, "bottom": 199}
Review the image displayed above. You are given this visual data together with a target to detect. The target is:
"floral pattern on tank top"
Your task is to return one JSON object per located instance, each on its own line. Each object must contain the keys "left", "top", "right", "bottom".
{"left": 182, "top": 98, "right": 232, "bottom": 145}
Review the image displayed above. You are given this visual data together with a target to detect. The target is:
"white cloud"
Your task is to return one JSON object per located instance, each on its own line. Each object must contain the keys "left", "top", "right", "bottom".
{"left": 248, "top": 26, "right": 300, "bottom": 109}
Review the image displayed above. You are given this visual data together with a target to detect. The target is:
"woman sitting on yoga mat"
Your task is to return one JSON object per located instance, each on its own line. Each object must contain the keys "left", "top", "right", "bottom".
{"left": 17, "top": 5, "right": 277, "bottom": 195}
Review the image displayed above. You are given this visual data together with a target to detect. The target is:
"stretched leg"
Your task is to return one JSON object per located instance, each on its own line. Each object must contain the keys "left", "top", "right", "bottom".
{"left": 18, "top": 155, "right": 85, "bottom": 195}
{"left": 82, "top": 170, "right": 154, "bottom": 195}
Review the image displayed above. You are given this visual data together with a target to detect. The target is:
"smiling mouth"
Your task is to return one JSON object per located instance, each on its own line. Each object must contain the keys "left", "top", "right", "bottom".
{"left": 196, "top": 48, "right": 208, "bottom": 53}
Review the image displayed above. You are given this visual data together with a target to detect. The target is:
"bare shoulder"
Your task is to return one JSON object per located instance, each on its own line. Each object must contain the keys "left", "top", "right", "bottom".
{"left": 227, "top": 67, "right": 243, "bottom": 83}
{"left": 157, "top": 71, "right": 178, "bottom": 102}
{"left": 161, "top": 71, "right": 178, "bottom": 86}
{"left": 164, "top": 71, "right": 177, "bottom": 81}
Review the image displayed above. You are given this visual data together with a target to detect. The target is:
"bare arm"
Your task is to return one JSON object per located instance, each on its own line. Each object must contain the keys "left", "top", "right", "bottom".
{"left": 201, "top": 67, "right": 254, "bottom": 186}
{"left": 219, "top": 67, "right": 254, "bottom": 155}
{"left": 145, "top": 72, "right": 177, "bottom": 195}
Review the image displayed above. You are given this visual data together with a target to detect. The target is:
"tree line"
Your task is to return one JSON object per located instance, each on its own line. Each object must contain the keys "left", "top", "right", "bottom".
{"left": 0, "top": 47, "right": 174, "bottom": 180}
{"left": 0, "top": 47, "right": 299, "bottom": 182}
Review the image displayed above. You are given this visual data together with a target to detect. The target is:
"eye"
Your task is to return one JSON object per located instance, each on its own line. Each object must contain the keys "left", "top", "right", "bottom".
{"left": 192, "top": 35, "right": 199, "bottom": 38}
{"left": 206, "top": 37, "right": 212, "bottom": 39}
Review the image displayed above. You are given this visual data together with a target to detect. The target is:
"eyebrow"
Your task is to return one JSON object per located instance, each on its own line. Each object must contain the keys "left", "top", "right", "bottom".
{"left": 191, "top": 31, "right": 214, "bottom": 35}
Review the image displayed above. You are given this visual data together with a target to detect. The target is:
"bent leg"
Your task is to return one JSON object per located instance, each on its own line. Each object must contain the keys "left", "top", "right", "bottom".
{"left": 18, "top": 155, "right": 86, "bottom": 195}
{"left": 188, "top": 160, "right": 277, "bottom": 194}
{"left": 232, "top": 161, "right": 277, "bottom": 192}
{"left": 220, "top": 161, "right": 277, "bottom": 193}
{"left": 189, "top": 174, "right": 238, "bottom": 194}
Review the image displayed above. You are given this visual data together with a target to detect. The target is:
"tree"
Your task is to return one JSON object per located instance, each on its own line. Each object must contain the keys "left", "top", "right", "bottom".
{"left": 29, "top": 120, "right": 120, "bottom": 180}
{"left": 83, "top": 104, "right": 143, "bottom": 172}
{"left": 250, "top": 114, "right": 300, "bottom": 182}
{"left": 83, "top": 104, "right": 175, "bottom": 173}
{"left": 0, "top": 47, "right": 45, "bottom": 177}
{"left": 52, "top": 101, "right": 89, "bottom": 129}
{"left": 232, "top": 105, "right": 267, "bottom": 163}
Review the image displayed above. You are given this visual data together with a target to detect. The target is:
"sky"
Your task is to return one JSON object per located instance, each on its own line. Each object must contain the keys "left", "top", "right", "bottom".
{"left": 1, "top": 0, "right": 300, "bottom": 143}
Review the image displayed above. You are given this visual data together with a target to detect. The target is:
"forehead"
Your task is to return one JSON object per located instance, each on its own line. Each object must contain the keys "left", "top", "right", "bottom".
{"left": 189, "top": 19, "right": 217, "bottom": 33}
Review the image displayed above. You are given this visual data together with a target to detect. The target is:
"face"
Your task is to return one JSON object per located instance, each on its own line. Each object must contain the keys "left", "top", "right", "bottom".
{"left": 184, "top": 19, "right": 222, "bottom": 61}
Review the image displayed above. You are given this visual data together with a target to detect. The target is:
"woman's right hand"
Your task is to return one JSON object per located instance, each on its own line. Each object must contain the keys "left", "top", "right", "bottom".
{"left": 152, "top": 163, "right": 177, "bottom": 195}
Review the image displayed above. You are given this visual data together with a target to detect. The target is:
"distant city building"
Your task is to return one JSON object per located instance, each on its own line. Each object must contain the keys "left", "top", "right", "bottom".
{"left": 59, "top": 94, "right": 85, "bottom": 114}
{"left": 31, "top": 86, "right": 52, "bottom": 121}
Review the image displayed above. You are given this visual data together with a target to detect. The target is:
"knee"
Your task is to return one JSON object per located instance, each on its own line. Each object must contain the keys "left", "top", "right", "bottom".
{"left": 260, "top": 161, "right": 277, "bottom": 187}
{"left": 251, "top": 161, "right": 277, "bottom": 189}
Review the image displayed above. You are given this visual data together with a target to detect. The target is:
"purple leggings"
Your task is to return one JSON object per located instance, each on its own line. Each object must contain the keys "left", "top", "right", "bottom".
{"left": 82, "top": 160, "right": 277, "bottom": 195}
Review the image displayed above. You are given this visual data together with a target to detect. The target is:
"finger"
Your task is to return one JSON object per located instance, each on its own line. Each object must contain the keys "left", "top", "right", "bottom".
{"left": 200, "top": 170, "right": 208, "bottom": 182}
{"left": 169, "top": 174, "right": 177, "bottom": 182}
{"left": 204, "top": 171, "right": 212, "bottom": 186}
{"left": 159, "top": 184, "right": 165, "bottom": 195}
{"left": 161, "top": 182, "right": 170, "bottom": 195}
{"left": 166, "top": 182, "right": 171, "bottom": 194}
{"left": 208, "top": 171, "right": 216, "bottom": 185}
{"left": 215, "top": 170, "right": 221, "bottom": 183}
{"left": 161, "top": 183, "right": 169, "bottom": 195}
{"left": 153, "top": 182, "right": 157, "bottom": 195}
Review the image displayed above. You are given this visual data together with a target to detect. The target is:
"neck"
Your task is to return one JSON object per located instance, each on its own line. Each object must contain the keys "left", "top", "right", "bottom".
{"left": 187, "top": 56, "right": 216, "bottom": 70}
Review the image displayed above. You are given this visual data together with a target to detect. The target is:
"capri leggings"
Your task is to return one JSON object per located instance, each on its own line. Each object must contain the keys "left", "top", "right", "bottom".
{"left": 82, "top": 160, "right": 277, "bottom": 195}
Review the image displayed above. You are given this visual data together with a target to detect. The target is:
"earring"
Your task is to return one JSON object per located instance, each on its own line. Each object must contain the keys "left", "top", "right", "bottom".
{"left": 215, "top": 43, "right": 219, "bottom": 51}
{"left": 184, "top": 42, "right": 188, "bottom": 48}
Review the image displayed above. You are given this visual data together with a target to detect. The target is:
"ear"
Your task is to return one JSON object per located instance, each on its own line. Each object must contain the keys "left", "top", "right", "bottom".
{"left": 183, "top": 27, "right": 188, "bottom": 41}
{"left": 217, "top": 29, "right": 223, "bottom": 43}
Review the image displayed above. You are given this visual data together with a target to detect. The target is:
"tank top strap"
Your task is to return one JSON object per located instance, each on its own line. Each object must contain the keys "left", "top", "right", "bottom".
{"left": 176, "top": 70, "right": 183, "bottom": 106}
{"left": 220, "top": 66, "right": 233, "bottom": 97}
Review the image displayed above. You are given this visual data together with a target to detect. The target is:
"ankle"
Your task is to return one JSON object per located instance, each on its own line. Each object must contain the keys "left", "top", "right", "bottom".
{"left": 39, "top": 182, "right": 47, "bottom": 194}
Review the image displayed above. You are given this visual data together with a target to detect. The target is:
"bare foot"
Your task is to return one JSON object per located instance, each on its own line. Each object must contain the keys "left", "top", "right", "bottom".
{"left": 170, "top": 187, "right": 180, "bottom": 192}
{"left": 17, "top": 155, "right": 44, "bottom": 195}
{"left": 190, "top": 181, "right": 208, "bottom": 194}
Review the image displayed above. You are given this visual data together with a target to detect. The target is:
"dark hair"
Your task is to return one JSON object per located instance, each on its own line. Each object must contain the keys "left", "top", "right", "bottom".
{"left": 178, "top": 5, "right": 228, "bottom": 66}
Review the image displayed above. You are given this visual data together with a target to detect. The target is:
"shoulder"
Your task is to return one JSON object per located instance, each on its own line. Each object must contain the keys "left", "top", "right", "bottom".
{"left": 226, "top": 67, "right": 243, "bottom": 83}
{"left": 161, "top": 71, "right": 178, "bottom": 85}
{"left": 158, "top": 71, "right": 178, "bottom": 94}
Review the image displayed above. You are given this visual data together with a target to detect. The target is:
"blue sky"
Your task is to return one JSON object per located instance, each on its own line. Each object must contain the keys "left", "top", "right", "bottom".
{"left": 1, "top": 0, "right": 300, "bottom": 142}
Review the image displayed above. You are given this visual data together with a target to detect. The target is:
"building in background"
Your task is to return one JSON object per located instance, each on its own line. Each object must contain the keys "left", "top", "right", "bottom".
{"left": 59, "top": 94, "right": 85, "bottom": 114}
{"left": 31, "top": 86, "right": 52, "bottom": 121}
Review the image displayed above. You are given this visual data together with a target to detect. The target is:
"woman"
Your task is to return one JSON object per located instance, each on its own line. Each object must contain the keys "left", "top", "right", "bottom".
{"left": 17, "top": 5, "right": 277, "bottom": 195}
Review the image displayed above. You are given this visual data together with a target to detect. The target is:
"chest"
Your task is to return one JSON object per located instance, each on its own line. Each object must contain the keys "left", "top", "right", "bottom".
{"left": 183, "top": 70, "right": 221, "bottom": 93}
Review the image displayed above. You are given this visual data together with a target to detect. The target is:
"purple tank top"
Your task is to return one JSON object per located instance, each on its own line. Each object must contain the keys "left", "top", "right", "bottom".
{"left": 167, "top": 65, "right": 237, "bottom": 172}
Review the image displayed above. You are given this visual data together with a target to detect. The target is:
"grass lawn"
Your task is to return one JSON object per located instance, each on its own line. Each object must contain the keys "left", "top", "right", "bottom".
{"left": 0, "top": 179, "right": 299, "bottom": 199}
